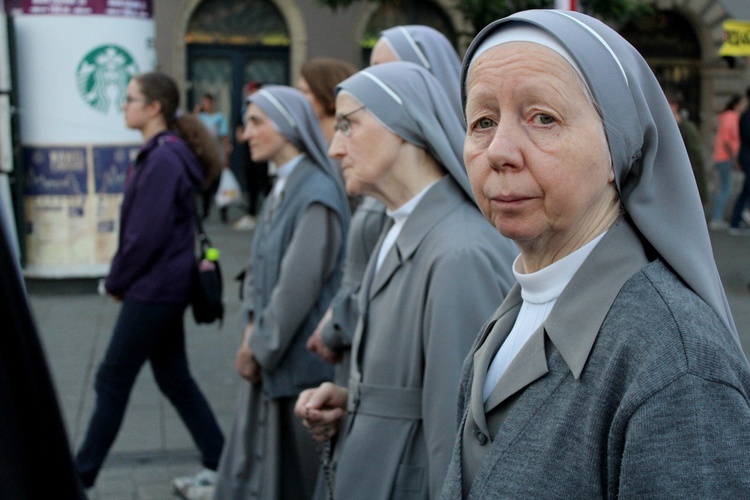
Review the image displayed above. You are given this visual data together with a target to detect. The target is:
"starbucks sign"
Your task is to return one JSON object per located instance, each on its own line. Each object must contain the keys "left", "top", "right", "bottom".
{"left": 76, "top": 45, "right": 139, "bottom": 114}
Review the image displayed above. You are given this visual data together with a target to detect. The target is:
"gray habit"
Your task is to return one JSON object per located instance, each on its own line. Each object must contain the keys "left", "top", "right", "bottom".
{"left": 331, "top": 177, "right": 517, "bottom": 499}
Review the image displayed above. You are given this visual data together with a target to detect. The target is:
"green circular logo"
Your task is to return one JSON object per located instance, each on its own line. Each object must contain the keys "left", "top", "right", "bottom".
{"left": 76, "top": 45, "right": 139, "bottom": 114}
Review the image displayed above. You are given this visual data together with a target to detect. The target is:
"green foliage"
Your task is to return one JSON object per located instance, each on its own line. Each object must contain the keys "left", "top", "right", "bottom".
{"left": 316, "top": 0, "right": 651, "bottom": 35}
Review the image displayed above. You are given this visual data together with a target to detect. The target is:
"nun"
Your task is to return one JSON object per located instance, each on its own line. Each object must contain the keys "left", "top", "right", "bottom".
{"left": 295, "top": 61, "right": 518, "bottom": 499}
{"left": 211, "top": 85, "right": 350, "bottom": 500}
{"left": 441, "top": 10, "right": 750, "bottom": 498}
{"left": 310, "top": 24, "right": 465, "bottom": 385}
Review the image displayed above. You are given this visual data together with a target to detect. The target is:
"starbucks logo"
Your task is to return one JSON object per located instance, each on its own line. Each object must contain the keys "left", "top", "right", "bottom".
{"left": 76, "top": 45, "right": 139, "bottom": 114}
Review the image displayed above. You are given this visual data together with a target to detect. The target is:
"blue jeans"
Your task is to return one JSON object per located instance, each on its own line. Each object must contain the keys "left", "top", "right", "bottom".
{"left": 74, "top": 300, "right": 224, "bottom": 487}
{"left": 711, "top": 161, "right": 733, "bottom": 222}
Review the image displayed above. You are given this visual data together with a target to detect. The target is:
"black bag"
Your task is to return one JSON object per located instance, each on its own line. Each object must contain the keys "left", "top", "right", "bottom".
{"left": 190, "top": 210, "right": 224, "bottom": 325}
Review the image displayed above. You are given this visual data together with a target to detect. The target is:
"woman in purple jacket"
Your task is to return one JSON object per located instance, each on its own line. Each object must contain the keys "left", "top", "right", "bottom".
{"left": 74, "top": 72, "right": 225, "bottom": 491}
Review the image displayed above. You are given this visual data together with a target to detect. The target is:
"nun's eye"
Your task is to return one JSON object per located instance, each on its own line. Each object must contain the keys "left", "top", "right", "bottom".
{"left": 534, "top": 113, "right": 556, "bottom": 125}
{"left": 476, "top": 117, "right": 495, "bottom": 129}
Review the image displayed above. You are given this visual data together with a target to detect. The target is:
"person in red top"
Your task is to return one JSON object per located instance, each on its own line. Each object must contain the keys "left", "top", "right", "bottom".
{"left": 710, "top": 93, "right": 746, "bottom": 230}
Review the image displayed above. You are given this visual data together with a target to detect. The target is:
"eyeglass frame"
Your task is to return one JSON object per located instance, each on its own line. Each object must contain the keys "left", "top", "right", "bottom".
{"left": 333, "top": 105, "right": 367, "bottom": 137}
{"left": 123, "top": 96, "right": 149, "bottom": 105}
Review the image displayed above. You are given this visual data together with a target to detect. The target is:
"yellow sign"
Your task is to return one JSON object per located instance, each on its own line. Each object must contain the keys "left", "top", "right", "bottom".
{"left": 719, "top": 19, "right": 750, "bottom": 57}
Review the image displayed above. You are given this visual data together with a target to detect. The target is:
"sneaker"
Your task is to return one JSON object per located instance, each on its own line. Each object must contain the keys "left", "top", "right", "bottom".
{"left": 728, "top": 226, "right": 750, "bottom": 236}
{"left": 179, "top": 484, "right": 216, "bottom": 500}
{"left": 233, "top": 214, "right": 256, "bottom": 231}
{"left": 743, "top": 208, "right": 750, "bottom": 226}
{"left": 173, "top": 468, "right": 217, "bottom": 499}
{"left": 709, "top": 219, "right": 729, "bottom": 231}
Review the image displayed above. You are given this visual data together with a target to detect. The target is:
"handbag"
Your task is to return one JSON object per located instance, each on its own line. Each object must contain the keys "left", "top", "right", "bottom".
{"left": 190, "top": 200, "right": 224, "bottom": 325}
{"left": 215, "top": 167, "right": 242, "bottom": 208}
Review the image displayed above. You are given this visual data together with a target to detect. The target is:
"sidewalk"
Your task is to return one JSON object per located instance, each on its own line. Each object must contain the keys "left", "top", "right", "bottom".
{"left": 26, "top": 213, "right": 750, "bottom": 500}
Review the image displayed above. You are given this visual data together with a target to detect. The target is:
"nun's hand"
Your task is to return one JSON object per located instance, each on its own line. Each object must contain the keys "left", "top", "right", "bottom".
{"left": 295, "top": 382, "right": 348, "bottom": 442}
{"left": 307, "top": 309, "right": 343, "bottom": 365}
{"left": 236, "top": 322, "right": 261, "bottom": 383}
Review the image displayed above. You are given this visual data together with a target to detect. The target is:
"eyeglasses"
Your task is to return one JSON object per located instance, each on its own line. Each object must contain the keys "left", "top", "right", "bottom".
{"left": 333, "top": 106, "right": 367, "bottom": 137}
{"left": 124, "top": 96, "right": 147, "bottom": 105}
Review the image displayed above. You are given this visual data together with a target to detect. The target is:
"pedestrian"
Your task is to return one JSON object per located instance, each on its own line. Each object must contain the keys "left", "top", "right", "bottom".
{"left": 74, "top": 72, "right": 225, "bottom": 492}
{"left": 709, "top": 92, "right": 745, "bottom": 230}
{"left": 295, "top": 61, "right": 518, "bottom": 499}
{"left": 441, "top": 10, "right": 750, "bottom": 498}
{"left": 208, "top": 85, "right": 350, "bottom": 500}
{"left": 665, "top": 87, "right": 708, "bottom": 204}
{"left": 195, "top": 92, "right": 232, "bottom": 223}
{"left": 729, "top": 85, "right": 750, "bottom": 235}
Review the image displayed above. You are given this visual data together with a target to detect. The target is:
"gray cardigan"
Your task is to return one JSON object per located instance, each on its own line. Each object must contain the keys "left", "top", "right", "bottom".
{"left": 442, "top": 218, "right": 750, "bottom": 498}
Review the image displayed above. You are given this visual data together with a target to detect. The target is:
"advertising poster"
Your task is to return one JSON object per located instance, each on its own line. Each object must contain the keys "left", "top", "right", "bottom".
{"left": 12, "top": 2, "right": 154, "bottom": 277}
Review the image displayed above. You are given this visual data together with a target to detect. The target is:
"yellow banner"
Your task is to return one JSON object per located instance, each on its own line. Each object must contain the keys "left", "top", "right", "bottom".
{"left": 720, "top": 19, "right": 750, "bottom": 57}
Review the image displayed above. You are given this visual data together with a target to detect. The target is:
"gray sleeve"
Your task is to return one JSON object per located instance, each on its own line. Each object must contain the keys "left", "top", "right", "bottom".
{"left": 618, "top": 374, "right": 750, "bottom": 497}
{"left": 322, "top": 198, "right": 388, "bottom": 350}
{"left": 249, "top": 203, "right": 343, "bottom": 371}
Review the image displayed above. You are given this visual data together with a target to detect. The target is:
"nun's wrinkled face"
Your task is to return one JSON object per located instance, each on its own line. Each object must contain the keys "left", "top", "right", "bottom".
{"left": 464, "top": 42, "right": 617, "bottom": 265}
{"left": 329, "top": 93, "right": 404, "bottom": 199}
{"left": 242, "top": 102, "right": 287, "bottom": 163}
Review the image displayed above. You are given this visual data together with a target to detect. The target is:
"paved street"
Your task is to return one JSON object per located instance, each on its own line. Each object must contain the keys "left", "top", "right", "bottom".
{"left": 26, "top": 205, "right": 750, "bottom": 500}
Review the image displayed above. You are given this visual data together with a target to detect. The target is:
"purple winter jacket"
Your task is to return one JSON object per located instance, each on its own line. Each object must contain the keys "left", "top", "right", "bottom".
{"left": 105, "top": 131, "right": 203, "bottom": 304}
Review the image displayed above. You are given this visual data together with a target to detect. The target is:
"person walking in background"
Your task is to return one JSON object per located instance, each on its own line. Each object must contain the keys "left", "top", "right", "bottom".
{"left": 208, "top": 86, "right": 350, "bottom": 500}
{"left": 709, "top": 93, "right": 746, "bottom": 230}
{"left": 441, "top": 10, "right": 750, "bottom": 498}
{"left": 233, "top": 82, "right": 269, "bottom": 231}
{"left": 295, "top": 62, "right": 517, "bottom": 499}
{"left": 195, "top": 92, "right": 231, "bottom": 223}
{"left": 729, "top": 86, "right": 750, "bottom": 235}
{"left": 665, "top": 87, "right": 708, "bottom": 205}
{"left": 74, "top": 72, "right": 225, "bottom": 492}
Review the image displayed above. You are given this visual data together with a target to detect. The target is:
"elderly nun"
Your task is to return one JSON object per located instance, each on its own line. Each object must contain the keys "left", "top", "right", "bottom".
{"left": 309, "top": 24, "right": 465, "bottom": 384}
{"left": 441, "top": 10, "right": 750, "bottom": 499}
{"left": 211, "top": 85, "right": 350, "bottom": 500}
{"left": 295, "top": 61, "right": 517, "bottom": 499}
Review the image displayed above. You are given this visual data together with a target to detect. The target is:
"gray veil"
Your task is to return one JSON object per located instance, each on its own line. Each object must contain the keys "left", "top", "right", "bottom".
{"left": 380, "top": 25, "right": 463, "bottom": 121}
{"left": 337, "top": 61, "right": 473, "bottom": 201}
{"left": 461, "top": 10, "right": 739, "bottom": 344}
{"left": 248, "top": 85, "right": 344, "bottom": 193}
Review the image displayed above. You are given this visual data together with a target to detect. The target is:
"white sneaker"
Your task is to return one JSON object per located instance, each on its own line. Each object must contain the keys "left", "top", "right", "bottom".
{"left": 709, "top": 219, "right": 729, "bottom": 231}
{"left": 180, "top": 484, "right": 216, "bottom": 500}
{"left": 742, "top": 208, "right": 750, "bottom": 226}
{"left": 173, "top": 468, "right": 217, "bottom": 499}
{"left": 233, "top": 215, "right": 256, "bottom": 231}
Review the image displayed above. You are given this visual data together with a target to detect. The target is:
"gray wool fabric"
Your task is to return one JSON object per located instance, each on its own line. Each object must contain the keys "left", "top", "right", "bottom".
{"left": 461, "top": 9, "right": 739, "bottom": 346}
{"left": 380, "top": 25, "right": 463, "bottom": 121}
{"left": 337, "top": 61, "right": 473, "bottom": 201}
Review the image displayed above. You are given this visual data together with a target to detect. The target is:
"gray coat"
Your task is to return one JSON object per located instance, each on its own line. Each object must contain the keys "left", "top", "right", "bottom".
{"left": 331, "top": 177, "right": 517, "bottom": 499}
{"left": 442, "top": 219, "right": 750, "bottom": 499}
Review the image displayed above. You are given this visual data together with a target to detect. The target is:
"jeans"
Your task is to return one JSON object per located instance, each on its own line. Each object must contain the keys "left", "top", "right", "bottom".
{"left": 711, "top": 161, "right": 733, "bottom": 222}
{"left": 74, "top": 300, "right": 224, "bottom": 487}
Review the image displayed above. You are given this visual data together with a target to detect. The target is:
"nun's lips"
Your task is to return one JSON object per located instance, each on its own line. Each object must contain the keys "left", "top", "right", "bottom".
{"left": 489, "top": 193, "right": 535, "bottom": 207}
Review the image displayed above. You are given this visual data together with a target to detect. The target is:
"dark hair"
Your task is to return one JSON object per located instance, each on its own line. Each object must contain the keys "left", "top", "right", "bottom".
{"left": 724, "top": 93, "right": 743, "bottom": 112}
{"left": 132, "top": 72, "right": 222, "bottom": 186}
{"left": 300, "top": 57, "right": 357, "bottom": 116}
{"left": 201, "top": 92, "right": 215, "bottom": 102}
